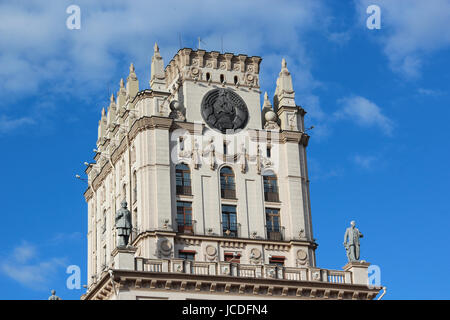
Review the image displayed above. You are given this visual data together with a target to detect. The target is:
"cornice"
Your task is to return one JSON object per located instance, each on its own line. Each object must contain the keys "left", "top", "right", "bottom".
{"left": 84, "top": 269, "right": 381, "bottom": 300}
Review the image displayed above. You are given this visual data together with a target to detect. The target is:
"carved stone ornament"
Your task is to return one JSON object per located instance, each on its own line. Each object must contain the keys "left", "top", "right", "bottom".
{"left": 201, "top": 88, "right": 249, "bottom": 134}
{"left": 250, "top": 248, "right": 261, "bottom": 259}
{"left": 250, "top": 248, "right": 262, "bottom": 264}
{"left": 206, "top": 245, "right": 217, "bottom": 256}
{"left": 296, "top": 249, "right": 308, "bottom": 266}
{"left": 159, "top": 239, "right": 173, "bottom": 257}
{"left": 205, "top": 245, "right": 217, "bottom": 261}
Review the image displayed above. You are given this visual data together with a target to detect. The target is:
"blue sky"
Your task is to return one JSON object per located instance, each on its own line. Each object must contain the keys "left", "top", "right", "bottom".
{"left": 0, "top": 0, "right": 449, "bottom": 300}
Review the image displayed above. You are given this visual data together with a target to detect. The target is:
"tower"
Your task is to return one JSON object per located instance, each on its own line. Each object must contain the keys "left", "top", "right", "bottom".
{"left": 82, "top": 45, "right": 381, "bottom": 300}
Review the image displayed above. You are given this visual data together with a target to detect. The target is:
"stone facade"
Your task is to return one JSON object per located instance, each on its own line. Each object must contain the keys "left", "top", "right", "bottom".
{"left": 82, "top": 45, "right": 381, "bottom": 300}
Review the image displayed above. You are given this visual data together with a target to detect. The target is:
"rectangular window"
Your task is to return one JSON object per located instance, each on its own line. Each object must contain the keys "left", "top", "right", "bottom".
{"left": 179, "top": 250, "right": 195, "bottom": 261}
{"left": 266, "top": 208, "right": 282, "bottom": 240}
{"left": 224, "top": 252, "right": 241, "bottom": 263}
{"left": 264, "top": 175, "right": 279, "bottom": 202}
{"left": 176, "top": 201, "right": 193, "bottom": 234}
{"left": 222, "top": 205, "right": 238, "bottom": 237}
{"left": 176, "top": 164, "right": 192, "bottom": 195}
{"left": 269, "top": 256, "right": 285, "bottom": 267}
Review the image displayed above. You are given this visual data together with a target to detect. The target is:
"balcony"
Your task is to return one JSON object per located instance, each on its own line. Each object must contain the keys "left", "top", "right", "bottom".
{"left": 176, "top": 184, "right": 192, "bottom": 196}
{"left": 264, "top": 191, "right": 279, "bottom": 202}
{"left": 176, "top": 218, "right": 195, "bottom": 234}
{"left": 221, "top": 184, "right": 236, "bottom": 199}
{"left": 266, "top": 226, "right": 285, "bottom": 241}
{"left": 267, "top": 231, "right": 282, "bottom": 241}
{"left": 134, "top": 258, "right": 360, "bottom": 287}
{"left": 222, "top": 222, "right": 239, "bottom": 238}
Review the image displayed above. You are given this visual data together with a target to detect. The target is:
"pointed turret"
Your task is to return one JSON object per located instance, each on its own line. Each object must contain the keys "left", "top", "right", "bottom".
{"left": 117, "top": 78, "right": 127, "bottom": 108}
{"left": 107, "top": 93, "right": 116, "bottom": 127}
{"left": 126, "top": 63, "right": 139, "bottom": 99}
{"left": 97, "top": 107, "right": 107, "bottom": 144}
{"left": 274, "top": 58, "right": 296, "bottom": 110}
{"left": 273, "top": 58, "right": 299, "bottom": 131}
{"left": 150, "top": 42, "right": 167, "bottom": 91}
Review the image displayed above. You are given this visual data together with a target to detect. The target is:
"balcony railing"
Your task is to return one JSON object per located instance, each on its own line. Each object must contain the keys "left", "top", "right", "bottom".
{"left": 221, "top": 184, "right": 236, "bottom": 199}
{"left": 264, "top": 191, "right": 279, "bottom": 202}
{"left": 134, "top": 258, "right": 354, "bottom": 285}
{"left": 266, "top": 226, "right": 285, "bottom": 241}
{"left": 176, "top": 218, "right": 195, "bottom": 234}
{"left": 222, "top": 222, "right": 239, "bottom": 238}
{"left": 267, "top": 231, "right": 282, "bottom": 241}
{"left": 176, "top": 185, "right": 192, "bottom": 196}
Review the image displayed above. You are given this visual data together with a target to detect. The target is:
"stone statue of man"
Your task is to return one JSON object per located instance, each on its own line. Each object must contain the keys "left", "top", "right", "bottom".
{"left": 48, "top": 289, "right": 61, "bottom": 300}
{"left": 115, "top": 200, "right": 132, "bottom": 247}
{"left": 343, "top": 220, "right": 364, "bottom": 262}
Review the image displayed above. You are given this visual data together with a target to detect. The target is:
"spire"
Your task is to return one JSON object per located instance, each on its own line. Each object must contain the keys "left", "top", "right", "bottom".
{"left": 128, "top": 63, "right": 137, "bottom": 81}
{"left": 117, "top": 78, "right": 127, "bottom": 108}
{"left": 263, "top": 92, "right": 272, "bottom": 109}
{"left": 150, "top": 42, "right": 167, "bottom": 91}
{"left": 126, "top": 63, "right": 139, "bottom": 99}
{"left": 98, "top": 107, "right": 107, "bottom": 143}
{"left": 274, "top": 58, "right": 295, "bottom": 109}
{"left": 107, "top": 94, "right": 116, "bottom": 127}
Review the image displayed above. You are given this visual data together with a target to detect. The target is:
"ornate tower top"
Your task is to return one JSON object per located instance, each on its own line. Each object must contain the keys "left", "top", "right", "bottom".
{"left": 164, "top": 48, "right": 262, "bottom": 90}
{"left": 274, "top": 58, "right": 295, "bottom": 109}
{"left": 150, "top": 42, "right": 167, "bottom": 91}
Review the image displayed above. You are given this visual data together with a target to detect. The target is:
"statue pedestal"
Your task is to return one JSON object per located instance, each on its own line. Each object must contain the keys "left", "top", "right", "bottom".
{"left": 343, "top": 261, "right": 370, "bottom": 286}
{"left": 112, "top": 246, "right": 137, "bottom": 271}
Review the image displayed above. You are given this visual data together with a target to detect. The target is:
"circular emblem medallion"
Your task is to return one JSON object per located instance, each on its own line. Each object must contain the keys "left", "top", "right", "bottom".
{"left": 201, "top": 88, "right": 249, "bottom": 134}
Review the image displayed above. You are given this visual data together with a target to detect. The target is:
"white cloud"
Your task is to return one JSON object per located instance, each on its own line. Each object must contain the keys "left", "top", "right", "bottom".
{"left": 335, "top": 96, "right": 394, "bottom": 135}
{"left": 355, "top": 0, "right": 450, "bottom": 78}
{"left": 352, "top": 154, "right": 378, "bottom": 169}
{"left": 0, "top": 0, "right": 328, "bottom": 97}
{"left": 0, "top": 242, "right": 66, "bottom": 290}
{"left": 0, "top": 0, "right": 333, "bottom": 133}
{"left": 0, "top": 115, "right": 35, "bottom": 134}
{"left": 417, "top": 88, "right": 443, "bottom": 97}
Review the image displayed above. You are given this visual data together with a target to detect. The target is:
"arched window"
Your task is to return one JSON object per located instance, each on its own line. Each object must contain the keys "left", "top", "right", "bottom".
{"left": 176, "top": 163, "right": 191, "bottom": 195}
{"left": 133, "top": 171, "right": 137, "bottom": 202}
{"left": 220, "top": 166, "right": 236, "bottom": 199}
{"left": 102, "top": 209, "right": 107, "bottom": 234}
{"left": 263, "top": 171, "right": 279, "bottom": 202}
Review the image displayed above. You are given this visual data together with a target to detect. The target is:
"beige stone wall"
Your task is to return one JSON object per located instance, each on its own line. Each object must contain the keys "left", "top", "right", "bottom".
{"left": 85, "top": 49, "right": 316, "bottom": 290}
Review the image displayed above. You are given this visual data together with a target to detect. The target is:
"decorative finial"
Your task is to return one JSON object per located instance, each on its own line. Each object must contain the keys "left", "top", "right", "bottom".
{"left": 101, "top": 107, "right": 106, "bottom": 117}
{"left": 282, "top": 58, "right": 287, "bottom": 69}
{"left": 127, "top": 62, "right": 138, "bottom": 82}
{"left": 263, "top": 91, "right": 272, "bottom": 108}
{"left": 120, "top": 78, "right": 124, "bottom": 88}
{"left": 110, "top": 93, "right": 115, "bottom": 103}
{"left": 154, "top": 42, "right": 159, "bottom": 53}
